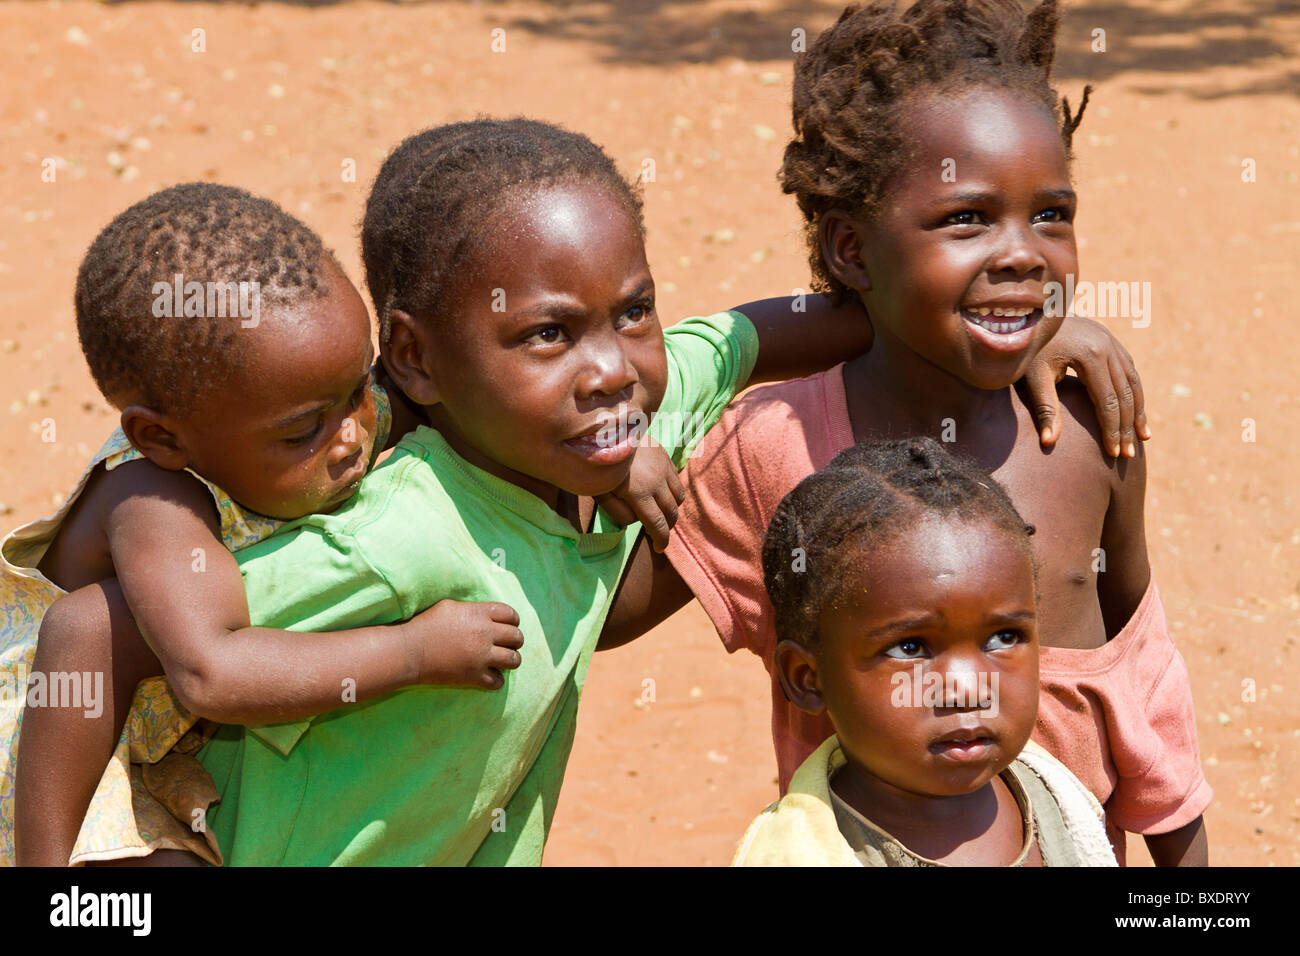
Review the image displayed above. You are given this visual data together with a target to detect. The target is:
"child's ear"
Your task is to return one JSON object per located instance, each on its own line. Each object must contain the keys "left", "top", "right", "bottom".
{"left": 382, "top": 309, "right": 440, "bottom": 407}
{"left": 775, "top": 639, "right": 827, "bottom": 715}
{"left": 819, "top": 209, "right": 873, "bottom": 294}
{"left": 119, "top": 407, "right": 190, "bottom": 471}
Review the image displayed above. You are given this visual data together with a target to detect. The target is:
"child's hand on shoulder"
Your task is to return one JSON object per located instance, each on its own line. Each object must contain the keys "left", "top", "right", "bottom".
{"left": 595, "top": 441, "right": 686, "bottom": 552}
{"left": 1022, "top": 314, "right": 1150, "bottom": 459}
{"left": 404, "top": 600, "right": 524, "bottom": 690}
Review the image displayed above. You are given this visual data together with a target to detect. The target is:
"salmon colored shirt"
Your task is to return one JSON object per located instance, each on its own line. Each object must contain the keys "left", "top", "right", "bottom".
{"left": 667, "top": 364, "right": 1211, "bottom": 860}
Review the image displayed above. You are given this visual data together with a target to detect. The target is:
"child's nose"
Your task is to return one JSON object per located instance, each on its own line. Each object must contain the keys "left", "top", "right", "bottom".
{"left": 989, "top": 223, "right": 1048, "bottom": 277}
{"left": 330, "top": 413, "right": 369, "bottom": 466}
{"left": 577, "top": 337, "right": 638, "bottom": 401}
{"left": 937, "top": 658, "right": 990, "bottom": 711}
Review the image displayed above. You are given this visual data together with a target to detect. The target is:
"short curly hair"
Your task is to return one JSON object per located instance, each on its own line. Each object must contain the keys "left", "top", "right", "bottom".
{"left": 762, "top": 437, "right": 1035, "bottom": 649}
{"left": 361, "top": 117, "right": 644, "bottom": 345}
{"left": 781, "top": 0, "right": 1091, "bottom": 304}
{"left": 75, "top": 183, "right": 336, "bottom": 414}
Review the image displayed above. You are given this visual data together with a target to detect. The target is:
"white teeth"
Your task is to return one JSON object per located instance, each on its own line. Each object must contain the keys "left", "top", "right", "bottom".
{"left": 971, "top": 315, "right": 1029, "bottom": 334}
{"left": 962, "top": 305, "right": 1038, "bottom": 334}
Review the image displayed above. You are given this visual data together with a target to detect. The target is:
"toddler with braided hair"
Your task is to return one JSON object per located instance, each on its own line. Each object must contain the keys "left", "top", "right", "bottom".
{"left": 734, "top": 438, "right": 1117, "bottom": 866}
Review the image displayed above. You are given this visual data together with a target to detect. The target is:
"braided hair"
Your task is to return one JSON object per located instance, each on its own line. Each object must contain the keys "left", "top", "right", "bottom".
{"left": 75, "top": 182, "right": 335, "bottom": 415}
{"left": 361, "top": 118, "right": 645, "bottom": 345}
{"left": 762, "top": 437, "right": 1035, "bottom": 648}
{"left": 781, "top": 0, "right": 1091, "bottom": 304}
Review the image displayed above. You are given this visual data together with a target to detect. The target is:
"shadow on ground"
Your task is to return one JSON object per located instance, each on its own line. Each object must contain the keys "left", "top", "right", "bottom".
{"left": 99, "top": 0, "right": 1300, "bottom": 94}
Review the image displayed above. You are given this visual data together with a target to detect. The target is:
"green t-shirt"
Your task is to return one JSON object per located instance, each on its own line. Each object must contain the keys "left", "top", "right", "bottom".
{"left": 198, "top": 312, "right": 759, "bottom": 865}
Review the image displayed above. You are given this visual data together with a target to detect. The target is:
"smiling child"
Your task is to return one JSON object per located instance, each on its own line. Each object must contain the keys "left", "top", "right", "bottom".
{"left": 611, "top": 0, "right": 1210, "bottom": 865}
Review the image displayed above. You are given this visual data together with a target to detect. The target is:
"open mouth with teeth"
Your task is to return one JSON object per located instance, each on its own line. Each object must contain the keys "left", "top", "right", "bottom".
{"left": 961, "top": 305, "right": 1042, "bottom": 335}
{"left": 961, "top": 308, "right": 1040, "bottom": 338}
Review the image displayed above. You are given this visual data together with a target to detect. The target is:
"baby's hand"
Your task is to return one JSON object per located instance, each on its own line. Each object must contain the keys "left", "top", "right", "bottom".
{"left": 1022, "top": 314, "right": 1149, "bottom": 459}
{"left": 595, "top": 441, "right": 686, "bottom": 552}
{"left": 404, "top": 600, "right": 524, "bottom": 690}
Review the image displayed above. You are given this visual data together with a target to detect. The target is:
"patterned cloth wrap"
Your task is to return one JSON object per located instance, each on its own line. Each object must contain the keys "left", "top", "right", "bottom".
{"left": 0, "top": 384, "right": 390, "bottom": 865}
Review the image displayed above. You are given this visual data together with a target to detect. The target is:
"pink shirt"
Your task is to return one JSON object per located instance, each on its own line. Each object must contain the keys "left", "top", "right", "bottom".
{"left": 668, "top": 365, "right": 1211, "bottom": 855}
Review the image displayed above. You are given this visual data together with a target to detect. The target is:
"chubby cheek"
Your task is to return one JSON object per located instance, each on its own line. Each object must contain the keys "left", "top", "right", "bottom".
{"left": 271, "top": 453, "right": 348, "bottom": 515}
{"left": 993, "top": 658, "right": 1040, "bottom": 743}
{"left": 825, "top": 669, "right": 918, "bottom": 754}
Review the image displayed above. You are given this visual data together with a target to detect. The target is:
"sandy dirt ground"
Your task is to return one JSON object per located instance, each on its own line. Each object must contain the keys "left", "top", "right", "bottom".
{"left": 0, "top": 0, "right": 1296, "bottom": 866}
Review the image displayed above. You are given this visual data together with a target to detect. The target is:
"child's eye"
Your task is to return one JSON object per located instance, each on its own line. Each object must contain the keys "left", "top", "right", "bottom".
{"left": 618, "top": 301, "right": 655, "bottom": 329}
{"left": 984, "top": 629, "right": 1024, "bottom": 651}
{"left": 1032, "top": 207, "right": 1071, "bottom": 224}
{"left": 944, "top": 211, "right": 985, "bottom": 227}
{"left": 524, "top": 325, "right": 567, "bottom": 347}
{"left": 884, "top": 638, "right": 927, "bottom": 660}
{"left": 285, "top": 420, "right": 323, "bottom": 447}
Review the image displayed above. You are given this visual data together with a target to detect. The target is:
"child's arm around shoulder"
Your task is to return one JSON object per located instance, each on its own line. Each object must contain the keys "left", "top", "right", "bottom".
{"left": 16, "top": 460, "right": 521, "bottom": 865}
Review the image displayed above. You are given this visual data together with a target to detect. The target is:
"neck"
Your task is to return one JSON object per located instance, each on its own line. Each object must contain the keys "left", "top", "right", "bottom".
{"left": 831, "top": 759, "right": 1000, "bottom": 847}
{"left": 844, "top": 326, "right": 1013, "bottom": 443}
{"left": 427, "top": 405, "right": 567, "bottom": 515}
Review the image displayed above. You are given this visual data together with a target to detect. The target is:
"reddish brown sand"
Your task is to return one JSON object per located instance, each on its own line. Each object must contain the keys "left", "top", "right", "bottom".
{"left": 1, "top": 0, "right": 1295, "bottom": 866}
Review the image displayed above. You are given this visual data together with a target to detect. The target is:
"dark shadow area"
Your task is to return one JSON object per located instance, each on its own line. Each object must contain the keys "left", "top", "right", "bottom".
{"left": 1052, "top": 1, "right": 1300, "bottom": 98}
{"left": 98, "top": 0, "right": 1300, "bottom": 95}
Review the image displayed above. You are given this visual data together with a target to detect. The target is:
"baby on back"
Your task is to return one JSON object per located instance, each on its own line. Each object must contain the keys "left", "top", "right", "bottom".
{"left": 2, "top": 183, "right": 524, "bottom": 866}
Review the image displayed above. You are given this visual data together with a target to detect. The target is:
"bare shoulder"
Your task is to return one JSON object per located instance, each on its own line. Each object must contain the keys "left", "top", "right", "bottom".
{"left": 1020, "top": 376, "right": 1143, "bottom": 483}
{"left": 38, "top": 458, "right": 214, "bottom": 590}
{"left": 1055, "top": 375, "right": 1147, "bottom": 491}
{"left": 98, "top": 459, "right": 223, "bottom": 548}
